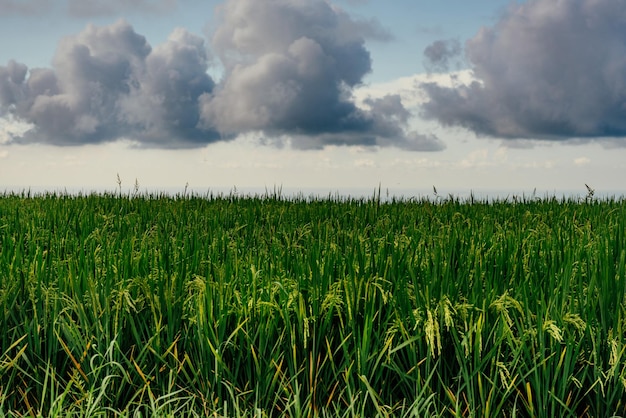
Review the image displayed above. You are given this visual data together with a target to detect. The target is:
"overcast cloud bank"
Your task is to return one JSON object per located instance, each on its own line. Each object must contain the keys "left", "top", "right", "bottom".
{"left": 0, "top": 0, "right": 443, "bottom": 151}
{"left": 422, "top": 0, "right": 626, "bottom": 144}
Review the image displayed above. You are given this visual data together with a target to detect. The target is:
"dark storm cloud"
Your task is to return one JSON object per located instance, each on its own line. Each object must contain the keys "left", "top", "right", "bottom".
{"left": 0, "top": 20, "right": 218, "bottom": 147}
{"left": 1, "top": 0, "right": 441, "bottom": 151}
{"left": 421, "top": 0, "right": 626, "bottom": 142}
{"left": 199, "top": 0, "right": 437, "bottom": 150}
{"left": 118, "top": 28, "right": 217, "bottom": 146}
{"left": 282, "top": 95, "right": 444, "bottom": 151}
{"left": 203, "top": 0, "right": 371, "bottom": 134}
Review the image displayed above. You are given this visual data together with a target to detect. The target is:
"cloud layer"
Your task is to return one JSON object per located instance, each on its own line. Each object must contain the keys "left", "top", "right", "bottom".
{"left": 0, "top": 0, "right": 443, "bottom": 151}
{"left": 421, "top": 0, "right": 626, "bottom": 142}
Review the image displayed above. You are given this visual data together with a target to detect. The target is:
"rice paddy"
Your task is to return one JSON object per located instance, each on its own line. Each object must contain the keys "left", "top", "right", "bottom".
{"left": 0, "top": 190, "right": 625, "bottom": 417}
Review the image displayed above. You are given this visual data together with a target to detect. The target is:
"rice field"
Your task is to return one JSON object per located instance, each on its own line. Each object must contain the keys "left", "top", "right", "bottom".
{"left": 0, "top": 190, "right": 625, "bottom": 417}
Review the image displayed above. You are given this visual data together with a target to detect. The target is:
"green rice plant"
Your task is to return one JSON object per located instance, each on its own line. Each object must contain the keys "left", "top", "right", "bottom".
{"left": 1, "top": 191, "right": 625, "bottom": 416}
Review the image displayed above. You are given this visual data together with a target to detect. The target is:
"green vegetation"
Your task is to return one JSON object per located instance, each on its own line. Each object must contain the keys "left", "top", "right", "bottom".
{"left": 0, "top": 191, "right": 625, "bottom": 417}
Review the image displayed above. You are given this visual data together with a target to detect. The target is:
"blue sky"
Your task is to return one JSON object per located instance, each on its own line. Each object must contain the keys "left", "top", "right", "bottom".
{"left": 1, "top": 0, "right": 625, "bottom": 197}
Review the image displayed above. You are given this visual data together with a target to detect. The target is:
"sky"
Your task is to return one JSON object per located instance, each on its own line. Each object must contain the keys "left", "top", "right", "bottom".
{"left": 1, "top": 0, "right": 626, "bottom": 198}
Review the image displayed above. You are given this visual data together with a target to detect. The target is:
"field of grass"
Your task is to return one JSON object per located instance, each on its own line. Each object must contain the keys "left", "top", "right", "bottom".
{"left": 0, "top": 190, "right": 625, "bottom": 417}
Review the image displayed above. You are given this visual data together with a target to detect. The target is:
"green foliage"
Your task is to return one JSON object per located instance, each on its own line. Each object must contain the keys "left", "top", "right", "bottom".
{"left": 0, "top": 191, "right": 625, "bottom": 416}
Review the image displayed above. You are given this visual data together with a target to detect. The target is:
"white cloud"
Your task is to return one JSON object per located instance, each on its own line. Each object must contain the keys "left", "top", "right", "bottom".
{"left": 354, "top": 70, "right": 474, "bottom": 110}
{"left": 0, "top": 116, "right": 32, "bottom": 144}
